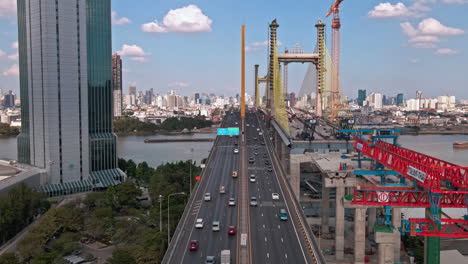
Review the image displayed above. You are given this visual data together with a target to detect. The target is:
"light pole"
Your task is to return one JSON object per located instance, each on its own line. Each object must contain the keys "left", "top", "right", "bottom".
{"left": 189, "top": 148, "right": 194, "bottom": 196}
{"left": 158, "top": 194, "right": 163, "bottom": 232}
{"left": 167, "top": 192, "right": 186, "bottom": 243}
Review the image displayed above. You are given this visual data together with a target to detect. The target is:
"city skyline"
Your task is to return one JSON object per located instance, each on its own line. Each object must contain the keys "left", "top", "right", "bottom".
{"left": 1, "top": 0, "right": 468, "bottom": 99}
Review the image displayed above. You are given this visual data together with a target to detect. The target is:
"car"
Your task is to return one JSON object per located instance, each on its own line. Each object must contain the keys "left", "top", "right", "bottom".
{"left": 279, "top": 209, "right": 288, "bottom": 221}
{"left": 250, "top": 197, "right": 258, "bottom": 207}
{"left": 189, "top": 240, "right": 199, "bottom": 251}
{"left": 247, "top": 124, "right": 250, "bottom": 127}
{"left": 261, "top": 142, "right": 265, "bottom": 145}
{"left": 248, "top": 157, "right": 255, "bottom": 163}
{"left": 228, "top": 226, "right": 236, "bottom": 235}
{"left": 195, "top": 218, "right": 204, "bottom": 228}
{"left": 233, "top": 149, "right": 239, "bottom": 154}
{"left": 228, "top": 197, "right": 236, "bottom": 206}
{"left": 259, "top": 132, "right": 263, "bottom": 136}
{"left": 264, "top": 161, "right": 270, "bottom": 165}
{"left": 235, "top": 122, "right": 238, "bottom": 125}
{"left": 267, "top": 167, "right": 273, "bottom": 172}
{"left": 232, "top": 171, "right": 238, "bottom": 178}
{"left": 204, "top": 193, "right": 211, "bottom": 201}
{"left": 257, "top": 128, "right": 261, "bottom": 132}
{"left": 205, "top": 256, "right": 216, "bottom": 264}
{"left": 219, "top": 186, "right": 226, "bottom": 194}
{"left": 253, "top": 137, "right": 257, "bottom": 140}
{"left": 272, "top": 193, "right": 280, "bottom": 200}
{"left": 249, "top": 174, "right": 256, "bottom": 183}
{"left": 212, "top": 221, "right": 220, "bottom": 231}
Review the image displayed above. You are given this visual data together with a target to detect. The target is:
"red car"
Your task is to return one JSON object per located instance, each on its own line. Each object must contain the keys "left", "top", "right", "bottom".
{"left": 189, "top": 240, "right": 199, "bottom": 251}
{"left": 228, "top": 226, "right": 236, "bottom": 235}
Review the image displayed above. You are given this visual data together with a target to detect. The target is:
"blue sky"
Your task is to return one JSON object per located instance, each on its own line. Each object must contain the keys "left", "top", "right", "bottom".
{"left": 0, "top": 0, "right": 467, "bottom": 100}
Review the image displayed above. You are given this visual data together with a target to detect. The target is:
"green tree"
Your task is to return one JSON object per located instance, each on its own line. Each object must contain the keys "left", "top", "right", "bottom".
{"left": 107, "top": 248, "right": 136, "bottom": 264}
{"left": 0, "top": 253, "right": 20, "bottom": 264}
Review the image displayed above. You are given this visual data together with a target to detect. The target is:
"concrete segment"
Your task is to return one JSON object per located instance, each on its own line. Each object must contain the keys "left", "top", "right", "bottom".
{"left": 376, "top": 231, "right": 395, "bottom": 264}
{"left": 354, "top": 208, "right": 366, "bottom": 264}
{"left": 367, "top": 208, "right": 377, "bottom": 236}
{"left": 335, "top": 185, "right": 345, "bottom": 260}
{"left": 321, "top": 174, "right": 330, "bottom": 235}
{"left": 392, "top": 207, "right": 401, "bottom": 263}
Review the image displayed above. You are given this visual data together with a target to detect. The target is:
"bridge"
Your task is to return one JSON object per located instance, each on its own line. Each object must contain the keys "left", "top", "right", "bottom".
{"left": 163, "top": 15, "right": 467, "bottom": 264}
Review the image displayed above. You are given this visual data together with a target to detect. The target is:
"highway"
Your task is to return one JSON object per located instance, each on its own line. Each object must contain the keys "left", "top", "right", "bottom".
{"left": 164, "top": 111, "right": 240, "bottom": 264}
{"left": 245, "top": 112, "right": 309, "bottom": 264}
{"left": 163, "top": 110, "right": 321, "bottom": 264}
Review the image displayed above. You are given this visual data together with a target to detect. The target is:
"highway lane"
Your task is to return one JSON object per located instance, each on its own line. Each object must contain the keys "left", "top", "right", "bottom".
{"left": 167, "top": 111, "right": 240, "bottom": 264}
{"left": 246, "top": 112, "right": 308, "bottom": 264}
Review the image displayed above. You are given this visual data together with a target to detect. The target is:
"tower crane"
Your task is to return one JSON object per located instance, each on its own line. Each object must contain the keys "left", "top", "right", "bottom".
{"left": 326, "top": 0, "right": 345, "bottom": 121}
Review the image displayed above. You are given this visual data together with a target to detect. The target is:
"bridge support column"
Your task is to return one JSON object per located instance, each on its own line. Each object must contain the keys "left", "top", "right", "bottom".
{"left": 354, "top": 208, "right": 366, "bottom": 264}
{"left": 335, "top": 183, "right": 345, "bottom": 260}
{"left": 392, "top": 207, "right": 401, "bottom": 263}
{"left": 321, "top": 174, "right": 330, "bottom": 235}
{"left": 376, "top": 231, "right": 395, "bottom": 264}
{"left": 367, "top": 208, "right": 377, "bottom": 237}
{"left": 288, "top": 155, "right": 303, "bottom": 200}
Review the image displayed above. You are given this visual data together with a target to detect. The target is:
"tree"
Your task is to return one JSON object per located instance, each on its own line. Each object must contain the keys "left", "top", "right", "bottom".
{"left": 0, "top": 253, "right": 20, "bottom": 264}
{"left": 107, "top": 248, "right": 136, "bottom": 264}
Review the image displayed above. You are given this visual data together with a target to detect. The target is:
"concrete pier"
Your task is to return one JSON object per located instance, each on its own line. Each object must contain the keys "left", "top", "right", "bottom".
{"left": 376, "top": 228, "right": 395, "bottom": 264}
{"left": 321, "top": 174, "right": 330, "bottom": 235}
{"left": 354, "top": 208, "right": 367, "bottom": 264}
{"left": 392, "top": 207, "right": 401, "bottom": 263}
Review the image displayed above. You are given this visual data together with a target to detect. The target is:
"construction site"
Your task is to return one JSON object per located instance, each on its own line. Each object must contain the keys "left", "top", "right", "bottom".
{"left": 251, "top": 1, "right": 468, "bottom": 263}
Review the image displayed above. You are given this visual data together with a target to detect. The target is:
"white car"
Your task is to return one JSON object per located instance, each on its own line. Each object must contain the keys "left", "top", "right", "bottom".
{"left": 249, "top": 174, "right": 256, "bottom": 183}
{"left": 204, "top": 193, "right": 211, "bottom": 201}
{"left": 259, "top": 132, "right": 263, "bottom": 136}
{"left": 228, "top": 197, "right": 236, "bottom": 206}
{"left": 195, "top": 218, "right": 204, "bottom": 228}
{"left": 272, "top": 193, "right": 280, "bottom": 200}
{"left": 257, "top": 128, "right": 260, "bottom": 132}
{"left": 233, "top": 149, "right": 239, "bottom": 154}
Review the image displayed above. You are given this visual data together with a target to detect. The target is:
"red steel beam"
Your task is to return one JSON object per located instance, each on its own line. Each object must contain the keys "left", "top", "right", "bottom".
{"left": 409, "top": 218, "right": 468, "bottom": 238}
{"left": 354, "top": 138, "right": 468, "bottom": 190}
{"left": 352, "top": 187, "right": 468, "bottom": 208}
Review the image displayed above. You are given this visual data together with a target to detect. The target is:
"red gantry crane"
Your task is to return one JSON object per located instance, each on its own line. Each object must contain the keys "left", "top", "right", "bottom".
{"left": 352, "top": 137, "right": 468, "bottom": 237}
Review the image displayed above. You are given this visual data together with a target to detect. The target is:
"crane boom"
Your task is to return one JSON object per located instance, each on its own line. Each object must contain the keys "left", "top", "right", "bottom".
{"left": 326, "top": 0, "right": 344, "bottom": 17}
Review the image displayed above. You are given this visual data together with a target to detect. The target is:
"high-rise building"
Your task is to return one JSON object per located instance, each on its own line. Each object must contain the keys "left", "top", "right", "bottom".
{"left": 397, "top": 93, "right": 404, "bottom": 106}
{"left": 358, "top": 89, "right": 366, "bottom": 107}
{"left": 112, "top": 53, "right": 122, "bottom": 118}
{"left": 128, "top": 85, "right": 137, "bottom": 96}
{"left": 3, "top": 90, "right": 15, "bottom": 108}
{"left": 145, "top": 88, "right": 154, "bottom": 105}
{"left": 290, "top": 92, "right": 296, "bottom": 107}
{"left": 16, "top": 0, "right": 125, "bottom": 194}
{"left": 416, "top": 91, "right": 423, "bottom": 100}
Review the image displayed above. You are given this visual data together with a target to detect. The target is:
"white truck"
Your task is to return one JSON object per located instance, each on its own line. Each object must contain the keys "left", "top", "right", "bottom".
{"left": 221, "top": 250, "right": 230, "bottom": 264}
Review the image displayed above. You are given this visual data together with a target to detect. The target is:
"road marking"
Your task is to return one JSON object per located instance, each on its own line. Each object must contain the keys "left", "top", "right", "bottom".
{"left": 281, "top": 237, "right": 284, "bottom": 243}
{"left": 285, "top": 253, "right": 288, "bottom": 259}
{"left": 265, "top": 237, "right": 267, "bottom": 242}
{"left": 263, "top": 224, "right": 265, "bottom": 229}
{"left": 267, "top": 253, "right": 270, "bottom": 258}
{"left": 278, "top": 225, "right": 281, "bottom": 229}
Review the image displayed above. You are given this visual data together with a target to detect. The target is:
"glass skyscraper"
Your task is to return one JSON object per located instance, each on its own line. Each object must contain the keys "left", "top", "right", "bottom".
{"left": 16, "top": 0, "right": 125, "bottom": 196}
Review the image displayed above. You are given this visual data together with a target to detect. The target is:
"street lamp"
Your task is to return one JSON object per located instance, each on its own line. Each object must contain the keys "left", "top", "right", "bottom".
{"left": 167, "top": 192, "right": 186, "bottom": 243}
{"left": 158, "top": 194, "right": 163, "bottom": 232}
{"left": 189, "top": 148, "right": 194, "bottom": 196}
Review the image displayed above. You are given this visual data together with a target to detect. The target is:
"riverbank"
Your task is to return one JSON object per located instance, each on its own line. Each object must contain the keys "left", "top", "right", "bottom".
{"left": 114, "top": 126, "right": 218, "bottom": 136}
{"left": 401, "top": 126, "right": 468, "bottom": 135}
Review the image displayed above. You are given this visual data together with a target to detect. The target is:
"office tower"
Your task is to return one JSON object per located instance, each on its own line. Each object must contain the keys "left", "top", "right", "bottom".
{"left": 16, "top": 0, "right": 125, "bottom": 192}
{"left": 397, "top": 93, "right": 404, "bottom": 106}
{"left": 3, "top": 90, "right": 15, "bottom": 108}
{"left": 128, "top": 85, "right": 137, "bottom": 95}
{"left": 145, "top": 88, "right": 154, "bottom": 105}
{"left": 290, "top": 92, "right": 296, "bottom": 107}
{"left": 112, "top": 53, "right": 122, "bottom": 118}
{"left": 358, "top": 89, "right": 366, "bottom": 107}
{"left": 416, "top": 91, "right": 423, "bottom": 100}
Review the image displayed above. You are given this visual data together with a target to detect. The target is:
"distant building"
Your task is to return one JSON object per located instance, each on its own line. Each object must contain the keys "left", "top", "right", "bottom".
{"left": 358, "top": 89, "right": 366, "bottom": 107}
{"left": 416, "top": 91, "right": 423, "bottom": 100}
{"left": 112, "top": 53, "right": 122, "bottom": 118}
{"left": 397, "top": 93, "right": 404, "bottom": 106}
{"left": 145, "top": 88, "right": 154, "bottom": 105}
{"left": 3, "top": 90, "right": 15, "bottom": 108}
{"left": 437, "top": 95, "right": 456, "bottom": 110}
{"left": 128, "top": 85, "right": 137, "bottom": 96}
{"left": 16, "top": 0, "right": 125, "bottom": 194}
{"left": 290, "top": 92, "right": 296, "bottom": 107}
{"left": 405, "top": 99, "right": 420, "bottom": 111}
{"left": 366, "top": 93, "right": 383, "bottom": 109}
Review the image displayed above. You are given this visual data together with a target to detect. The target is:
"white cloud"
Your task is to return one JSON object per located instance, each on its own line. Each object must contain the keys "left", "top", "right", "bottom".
{"left": 7, "top": 52, "right": 18, "bottom": 60}
{"left": 418, "top": 18, "right": 464, "bottom": 36}
{"left": 111, "top": 11, "right": 131, "bottom": 25}
{"left": 168, "top": 82, "right": 189, "bottom": 88}
{"left": 0, "top": 0, "right": 16, "bottom": 18}
{"left": 245, "top": 40, "right": 282, "bottom": 52}
{"left": 116, "top": 44, "right": 150, "bottom": 57}
{"left": 411, "top": 42, "right": 437, "bottom": 49}
{"left": 435, "top": 48, "right": 459, "bottom": 55}
{"left": 0, "top": 49, "right": 5, "bottom": 57}
{"left": 408, "top": 35, "right": 441, "bottom": 43}
{"left": 142, "top": 5, "right": 212, "bottom": 33}
{"left": 443, "top": 0, "right": 468, "bottom": 4}
{"left": 368, "top": 3, "right": 418, "bottom": 18}
{"left": 400, "top": 22, "right": 419, "bottom": 37}
{"left": 129, "top": 57, "right": 148, "bottom": 62}
{"left": 2, "top": 64, "right": 19, "bottom": 76}
{"left": 11, "top": 41, "right": 18, "bottom": 49}
{"left": 410, "top": 58, "right": 420, "bottom": 63}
